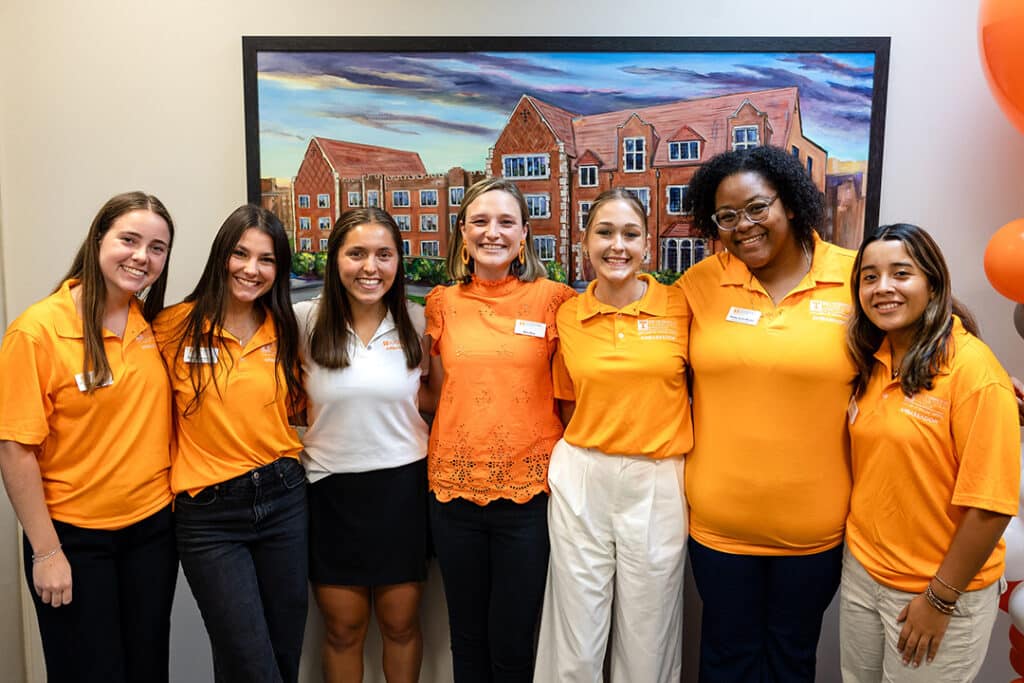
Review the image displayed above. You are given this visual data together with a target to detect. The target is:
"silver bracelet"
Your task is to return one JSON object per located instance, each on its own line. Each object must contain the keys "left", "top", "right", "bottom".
{"left": 31, "top": 544, "right": 62, "bottom": 564}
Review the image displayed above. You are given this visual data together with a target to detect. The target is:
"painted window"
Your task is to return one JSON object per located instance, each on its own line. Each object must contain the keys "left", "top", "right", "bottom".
{"left": 526, "top": 194, "right": 550, "bottom": 219}
{"left": 579, "top": 201, "right": 592, "bottom": 231}
{"left": 449, "top": 187, "right": 464, "bottom": 205}
{"left": 347, "top": 191, "right": 362, "bottom": 207}
{"left": 533, "top": 235, "right": 556, "bottom": 261}
{"left": 395, "top": 215, "right": 411, "bottom": 232}
{"left": 625, "top": 187, "right": 650, "bottom": 214}
{"left": 420, "top": 214, "right": 439, "bottom": 232}
{"left": 317, "top": 194, "right": 330, "bottom": 208}
{"left": 299, "top": 217, "right": 311, "bottom": 231}
{"left": 420, "top": 189, "right": 438, "bottom": 207}
{"left": 420, "top": 240, "right": 440, "bottom": 257}
{"left": 319, "top": 238, "right": 328, "bottom": 251}
{"left": 367, "top": 190, "right": 379, "bottom": 207}
{"left": 807, "top": 156, "right": 814, "bottom": 176}
{"left": 449, "top": 213, "right": 458, "bottom": 230}
{"left": 579, "top": 165, "right": 598, "bottom": 187}
{"left": 318, "top": 217, "right": 331, "bottom": 230}
{"left": 624, "top": 137, "right": 645, "bottom": 172}
{"left": 392, "top": 191, "right": 411, "bottom": 207}
{"left": 298, "top": 194, "right": 310, "bottom": 208}
{"left": 791, "top": 145, "right": 800, "bottom": 158}
{"left": 502, "top": 154, "right": 549, "bottom": 179}
{"left": 733, "top": 126, "right": 760, "bottom": 150}
{"left": 402, "top": 240, "right": 410, "bottom": 256}
{"left": 660, "top": 238, "right": 709, "bottom": 273}
{"left": 668, "top": 141, "right": 699, "bottom": 161}
{"left": 299, "top": 237, "right": 312, "bottom": 250}
{"left": 666, "top": 185, "right": 689, "bottom": 215}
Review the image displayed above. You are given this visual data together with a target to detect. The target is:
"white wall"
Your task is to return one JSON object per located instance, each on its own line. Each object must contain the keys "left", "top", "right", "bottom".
{"left": 2, "top": 0, "right": 1023, "bottom": 681}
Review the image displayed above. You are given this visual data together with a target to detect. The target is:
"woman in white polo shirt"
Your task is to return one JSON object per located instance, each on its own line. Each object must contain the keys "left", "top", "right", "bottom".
{"left": 295, "top": 207, "right": 429, "bottom": 683}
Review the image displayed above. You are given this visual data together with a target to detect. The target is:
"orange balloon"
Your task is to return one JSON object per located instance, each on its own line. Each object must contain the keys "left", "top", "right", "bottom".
{"left": 984, "top": 218, "right": 1024, "bottom": 303}
{"left": 979, "top": 0, "right": 1024, "bottom": 134}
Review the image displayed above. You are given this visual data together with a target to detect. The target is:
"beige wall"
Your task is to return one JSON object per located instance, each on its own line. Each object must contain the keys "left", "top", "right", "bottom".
{"left": 1, "top": 1, "right": 1024, "bottom": 682}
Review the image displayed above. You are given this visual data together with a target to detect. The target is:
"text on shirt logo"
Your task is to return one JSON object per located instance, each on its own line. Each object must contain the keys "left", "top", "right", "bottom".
{"left": 637, "top": 318, "right": 678, "bottom": 341}
{"left": 809, "top": 299, "right": 852, "bottom": 324}
{"left": 898, "top": 394, "right": 949, "bottom": 425}
{"left": 382, "top": 340, "right": 403, "bottom": 351}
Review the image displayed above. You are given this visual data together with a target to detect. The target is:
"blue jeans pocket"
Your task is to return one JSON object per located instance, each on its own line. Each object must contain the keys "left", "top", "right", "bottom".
{"left": 280, "top": 458, "right": 306, "bottom": 489}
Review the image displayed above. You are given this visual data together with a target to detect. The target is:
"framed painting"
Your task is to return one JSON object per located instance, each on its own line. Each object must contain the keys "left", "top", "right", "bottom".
{"left": 243, "top": 36, "right": 890, "bottom": 284}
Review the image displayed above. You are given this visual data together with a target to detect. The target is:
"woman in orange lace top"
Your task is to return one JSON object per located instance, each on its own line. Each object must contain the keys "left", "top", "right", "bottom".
{"left": 424, "top": 177, "right": 574, "bottom": 682}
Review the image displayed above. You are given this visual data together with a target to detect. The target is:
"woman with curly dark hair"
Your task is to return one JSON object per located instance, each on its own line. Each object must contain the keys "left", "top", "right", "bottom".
{"left": 676, "top": 145, "right": 856, "bottom": 682}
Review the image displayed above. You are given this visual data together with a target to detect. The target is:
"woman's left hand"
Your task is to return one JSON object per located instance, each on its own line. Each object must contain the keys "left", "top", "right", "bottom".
{"left": 896, "top": 594, "right": 951, "bottom": 667}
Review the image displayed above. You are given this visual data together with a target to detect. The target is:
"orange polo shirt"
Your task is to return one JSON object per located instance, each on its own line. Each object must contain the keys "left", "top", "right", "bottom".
{"left": 0, "top": 279, "right": 172, "bottom": 529}
{"left": 677, "top": 235, "right": 856, "bottom": 555}
{"left": 425, "top": 275, "right": 575, "bottom": 505}
{"left": 553, "top": 274, "right": 691, "bottom": 459}
{"left": 847, "top": 318, "right": 1020, "bottom": 592}
{"left": 153, "top": 302, "right": 302, "bottom": 495}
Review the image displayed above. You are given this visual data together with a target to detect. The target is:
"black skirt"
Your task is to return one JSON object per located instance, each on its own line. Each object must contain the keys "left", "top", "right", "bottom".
{"left": 308, "top": 458, "right": 428, "bottom": 586}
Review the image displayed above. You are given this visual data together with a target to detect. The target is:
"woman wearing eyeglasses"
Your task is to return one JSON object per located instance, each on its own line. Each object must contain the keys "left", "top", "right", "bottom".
{"left": 676, "top": 145, "right": 856, "bottom": 682}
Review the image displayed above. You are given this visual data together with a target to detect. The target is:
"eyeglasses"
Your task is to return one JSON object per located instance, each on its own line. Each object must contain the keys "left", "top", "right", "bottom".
{"left": 711, "top": 195, "right": 779, "bottom": 231}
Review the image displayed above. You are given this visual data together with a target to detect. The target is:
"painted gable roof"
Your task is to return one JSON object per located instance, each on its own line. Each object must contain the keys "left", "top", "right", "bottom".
{"left": 313, "top": 136, "right": 427, "bottom": 177}
{"left": 528, "top": 87, "right": 801, "bottom": 171}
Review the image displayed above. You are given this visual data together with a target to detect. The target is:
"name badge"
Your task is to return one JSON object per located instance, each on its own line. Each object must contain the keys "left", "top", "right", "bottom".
{"left": 184, "top": 346, "right": 219, "bottom": 364}
{"left": 847, "top": 396, "right": 859, "bottom": 425}
{"left": 514, "top": 319, "right": 547, "bottom": 338}
{"left": 75, "top": 372, "right": 113, "bottom": 392}
{"left": 726, "top": 306, "right": 761, "bottom": 326}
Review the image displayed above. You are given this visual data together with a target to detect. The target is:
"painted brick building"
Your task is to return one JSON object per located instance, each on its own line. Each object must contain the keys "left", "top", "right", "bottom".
{"left": 488, "top": 87, "right": 828, "bottom": 280}
{"left": 289, "top": 136, "right": 483, "bottom": 257}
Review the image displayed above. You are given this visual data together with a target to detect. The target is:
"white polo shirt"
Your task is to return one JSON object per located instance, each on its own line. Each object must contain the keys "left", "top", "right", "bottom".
{"left": 295, "top": 299, "right": 429, "bottom": 482}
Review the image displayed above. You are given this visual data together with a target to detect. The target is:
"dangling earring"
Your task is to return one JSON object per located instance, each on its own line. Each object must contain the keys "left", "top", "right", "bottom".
{"left": 518, "top": 240, "right": 526, "bottom": 264}
{"left": 461, "top": 243, "right": 470, "bottom": 265}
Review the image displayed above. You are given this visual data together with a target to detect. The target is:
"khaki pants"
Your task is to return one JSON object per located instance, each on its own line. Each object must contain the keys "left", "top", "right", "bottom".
{"left": 839, "top": 547, "right": 1002, "bottom": 682}
{"left": 533, "top": 439, "right": 687, "bottom": 683}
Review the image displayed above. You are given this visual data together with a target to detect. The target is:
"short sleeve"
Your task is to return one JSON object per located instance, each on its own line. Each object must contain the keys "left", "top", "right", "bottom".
{"left": 551, "top": 344, "right": 575, "bottom": 401}
{"left": 545, "top": 283, "right": 576, "bottom": 342}
{"left": 950, "top": 379, "right": 1020, "bottom": 515}
{"left": 424, "top": 285, "right": 446, "bottom": 356}
{"left": 0, "top": 328, "right": 53, "bottom": 445}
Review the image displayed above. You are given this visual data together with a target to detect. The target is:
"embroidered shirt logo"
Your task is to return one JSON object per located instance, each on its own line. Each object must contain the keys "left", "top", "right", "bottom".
{"left": 809, "top": 299, "right": 852, "bottom": 324}
{"left": 899, "top": 394, "right": 949, "bottom": 425}
{"left": 637, "top": 318, "right": 678, "bottom": 341}
{"left": 382, "top": 340, "right": 403, "bottom": 351}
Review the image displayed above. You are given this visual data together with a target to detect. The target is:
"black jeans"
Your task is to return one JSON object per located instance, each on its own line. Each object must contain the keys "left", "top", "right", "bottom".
{"left": 24, "top": 505, "right": 178, "bottom": 683}
{"left": 689, "top": 537, "right": 843, "bottom": 683}
{"left": 429, "top": 492, "right": 549, "bottom": 683}
{"left": 175, "top": 457, "right": 308, "bottom": 683}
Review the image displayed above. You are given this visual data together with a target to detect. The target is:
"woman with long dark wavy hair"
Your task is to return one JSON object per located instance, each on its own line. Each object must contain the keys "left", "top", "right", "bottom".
{"left": 295, "top": 207, "right": 429, "bottom": 682}
{"left": 153, "top": 204, "right": 307, "bottom": 683}
{"left": 841, "top": 223, "right": 1019, "bottom": 681}
{"left": 0, "top": 191, "right": 178, "bottom": 683}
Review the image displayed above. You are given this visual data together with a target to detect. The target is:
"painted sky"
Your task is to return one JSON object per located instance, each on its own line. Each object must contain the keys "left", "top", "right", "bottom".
{"left": 257, "top": 50, "right": 877, "bottom": 178}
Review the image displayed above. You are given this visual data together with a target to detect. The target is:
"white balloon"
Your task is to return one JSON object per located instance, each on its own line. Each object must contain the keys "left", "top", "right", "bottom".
{"left": 1009, "top": 583, "right": 1024, "bottom": 633}
{"left": 1004, "top": 517, "right": 1024, "bottom": 581}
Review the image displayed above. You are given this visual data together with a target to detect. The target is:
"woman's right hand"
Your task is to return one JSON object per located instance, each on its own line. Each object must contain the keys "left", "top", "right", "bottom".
{"left": 33, "top": 549, "right": 72, "bottom": 607}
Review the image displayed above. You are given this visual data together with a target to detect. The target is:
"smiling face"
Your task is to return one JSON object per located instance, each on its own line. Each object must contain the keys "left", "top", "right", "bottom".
{"left": 857, "top": 239, "right": 933, "bottom": 349}
{"left": 337, "top": 222, "right": 399, "bottom": 311}
{"left": 460, "top": 189, "right": 528, "bottom": 281}
{"left": 97, "top": 209, "right": 171, "bottom": 300}
{"left": 713, "top": 171, "right": 800, "bottom": 273}
{"left": 584, "top": 198, "right": 648, "bottom": 287}
{"left": 226, "top": 228, "right": 277, "bottom": 307}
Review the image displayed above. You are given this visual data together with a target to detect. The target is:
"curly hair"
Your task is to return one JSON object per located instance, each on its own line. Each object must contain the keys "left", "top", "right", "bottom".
{"left": 682, "top": 145, "right": 824, "bottom": 251}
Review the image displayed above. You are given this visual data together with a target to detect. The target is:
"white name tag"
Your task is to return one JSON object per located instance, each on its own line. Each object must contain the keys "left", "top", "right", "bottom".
{"left": 75, "top": 372, "right": 113, "bottom": 392}
{"left": 514, "top": 319, "right": 547, "bottom": 338}
{"left": 184, "top": 346, "right": 219, "bottom": 364}
{"left": 726, "top": 306, "right": 761, "bottom": 326}
{"left": 848, "top": 396, "right": 859, "bottom": 425}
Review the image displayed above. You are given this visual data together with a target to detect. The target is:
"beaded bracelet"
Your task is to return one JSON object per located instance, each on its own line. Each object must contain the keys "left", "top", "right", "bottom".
{"left": 924, "top": 585, "right": 956, "bottom": 615}
{"left": 31, "top": 545, "right": 62, "bottom": 564}
{"left": 932, "top": 573, "right": 964, "bottom": 596}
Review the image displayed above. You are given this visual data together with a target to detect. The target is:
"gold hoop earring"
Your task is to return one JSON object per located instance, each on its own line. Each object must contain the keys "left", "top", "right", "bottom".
{"left": 518, "top": 240, "right": 526, "bottom": 264}
{"left": 461, "top": 243, "right": 470, "bottom": 265}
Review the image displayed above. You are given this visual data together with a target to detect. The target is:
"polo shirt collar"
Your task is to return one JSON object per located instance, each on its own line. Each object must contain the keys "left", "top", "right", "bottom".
{"left": 53, "top": 278, "right": 148, "bottom": 341}
{"left": 347, "top": 311, "right": 397, "bottom": 346}
{"left": 718, "top": 232, "right": 845, "bottom": 293}
{"left": 577, "top": 273, "right": 666, "bottom": 321}
{"left": 871, "top": 316, "right": 965, "bottom": 380}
